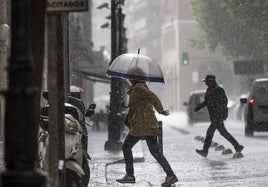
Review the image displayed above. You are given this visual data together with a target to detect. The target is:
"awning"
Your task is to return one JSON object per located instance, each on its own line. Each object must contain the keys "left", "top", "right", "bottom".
{"left": 71, "top": 50, "right": 111, "bottom": 83}
{"left": 72, "top": 67, "right": 110, "bottom": 83}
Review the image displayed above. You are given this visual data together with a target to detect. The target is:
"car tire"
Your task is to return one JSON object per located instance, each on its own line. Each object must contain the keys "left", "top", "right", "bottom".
{"left": 245, "top": 119, "right": 254, "bottom": 137}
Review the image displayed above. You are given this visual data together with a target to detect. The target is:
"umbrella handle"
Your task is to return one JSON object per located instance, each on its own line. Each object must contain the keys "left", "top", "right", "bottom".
{"left": 122, "top": 102, "right": 129, "bottom": 108}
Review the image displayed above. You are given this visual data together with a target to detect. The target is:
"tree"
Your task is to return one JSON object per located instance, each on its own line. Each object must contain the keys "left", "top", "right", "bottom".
{"left": 190, "top": 0, "right": 268, "bottom": 59}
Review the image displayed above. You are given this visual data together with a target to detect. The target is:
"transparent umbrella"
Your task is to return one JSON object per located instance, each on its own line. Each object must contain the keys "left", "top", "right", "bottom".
{"left": 106, "top": 50, "right": 165, "bottom": 83}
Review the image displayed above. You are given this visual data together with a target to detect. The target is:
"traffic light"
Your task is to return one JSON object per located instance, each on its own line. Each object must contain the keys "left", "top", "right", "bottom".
{"left": 182, "top": 52, "right": 189, "bottom": 65}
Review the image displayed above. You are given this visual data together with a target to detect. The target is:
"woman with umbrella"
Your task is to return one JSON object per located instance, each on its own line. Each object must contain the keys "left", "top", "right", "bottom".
{"left": 107, "top": 53, "right": 178, "bottom": 186}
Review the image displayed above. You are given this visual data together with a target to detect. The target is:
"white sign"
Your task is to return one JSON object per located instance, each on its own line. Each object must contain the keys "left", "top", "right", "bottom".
{"left": 47, "top": 0, "right": 88, "bottom": 12}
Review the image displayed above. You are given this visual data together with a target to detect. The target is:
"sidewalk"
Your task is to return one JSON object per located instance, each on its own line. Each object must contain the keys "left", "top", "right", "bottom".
{"left": 87, "top": 129, "right": 144, "bottom": 187}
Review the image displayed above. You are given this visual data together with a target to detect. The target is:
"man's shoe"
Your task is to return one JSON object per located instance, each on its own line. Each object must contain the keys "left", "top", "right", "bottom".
{"left": 116, "top": 174, "right": 135, "bottom": 184}
{"left": 196, "top": 149, "right": 208, "bottom": 158}
{"left": 161, "top": 174, "right": 178, "bottom": 186}
{"left": 236, "top": 145, "right": 244, "bottom": 152}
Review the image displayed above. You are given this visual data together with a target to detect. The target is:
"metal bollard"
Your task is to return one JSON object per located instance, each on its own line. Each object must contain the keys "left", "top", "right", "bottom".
{"left": 158, "top": 121, "right": 163, "bottom": 155}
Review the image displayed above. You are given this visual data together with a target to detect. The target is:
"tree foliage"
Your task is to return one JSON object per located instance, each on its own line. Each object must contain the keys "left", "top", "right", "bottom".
{"left": 190, "top": 0, "right": 268, "bottom": 59}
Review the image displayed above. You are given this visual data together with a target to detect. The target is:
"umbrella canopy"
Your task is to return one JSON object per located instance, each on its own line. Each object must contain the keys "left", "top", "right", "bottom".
{"left": 107, "top": 52, "right": 165, "bottom": 83}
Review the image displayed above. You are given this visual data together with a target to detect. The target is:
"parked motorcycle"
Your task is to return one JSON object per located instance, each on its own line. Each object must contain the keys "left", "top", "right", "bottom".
{"left": 38, "top": 91, "right": 95, "bottom": 187}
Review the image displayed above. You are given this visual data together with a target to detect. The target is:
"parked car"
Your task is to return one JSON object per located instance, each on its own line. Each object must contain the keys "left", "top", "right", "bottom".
{"left": 241, "top": 78, "right": 268, "bottom": 136}
{"left": 183, "top": 90, "right": 210, "bottom": 126}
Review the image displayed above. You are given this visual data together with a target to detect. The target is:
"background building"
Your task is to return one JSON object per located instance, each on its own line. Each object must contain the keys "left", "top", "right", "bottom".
{"left": 68, "top": 0, "right": 250, "bottom": 112}
{"left": 125, "top": 0, "right": 239, "bottom": 111}
{"left": 69, "top": 0, "right": 111, "bottom": 107}
{"left": 125, "top": 0, "right": 162, "bottom": 97}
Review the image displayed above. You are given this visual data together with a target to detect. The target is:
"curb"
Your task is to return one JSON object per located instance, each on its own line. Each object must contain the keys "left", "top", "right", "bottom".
{"left": 89, "top": 141, "right": 144, "bottom": 186}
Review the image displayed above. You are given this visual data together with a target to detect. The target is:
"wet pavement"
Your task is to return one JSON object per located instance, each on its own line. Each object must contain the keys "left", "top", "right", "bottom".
{"left": 87, "top": 130, "right": 144, "bottom": 186}
{"left": 1, "top": 112, "right": 268, "bottom": 186}
{"left": 88, "top": 112, "right": 268, "bottom": 187}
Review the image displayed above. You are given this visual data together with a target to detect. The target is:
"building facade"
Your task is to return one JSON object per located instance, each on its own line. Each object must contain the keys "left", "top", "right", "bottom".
{"left": 126, "top": 0, "right": 235, "bottom": 111}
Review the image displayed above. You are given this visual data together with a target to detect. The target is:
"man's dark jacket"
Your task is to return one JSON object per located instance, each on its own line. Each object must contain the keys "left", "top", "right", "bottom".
{"left": 195, "top": 83, "right": 228, "bottom": 122}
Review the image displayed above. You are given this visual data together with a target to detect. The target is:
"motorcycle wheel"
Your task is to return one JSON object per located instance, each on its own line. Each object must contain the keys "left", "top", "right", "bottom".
{"left": 66, "top": 168, "right": 82, "bottom": 187}
{"left": 81, "top": 152, "right": 90, "bottom": 186}
{"left": 66, "top": 153, "right": 90, "bottom": 187}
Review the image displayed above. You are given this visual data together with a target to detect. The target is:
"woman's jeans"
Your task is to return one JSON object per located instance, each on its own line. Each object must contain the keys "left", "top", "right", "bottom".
{"left": 122, "top": 134, "right": 174, "bottom": 176}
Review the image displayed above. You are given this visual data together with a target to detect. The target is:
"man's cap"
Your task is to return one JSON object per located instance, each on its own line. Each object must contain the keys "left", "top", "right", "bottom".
{"left": 202, "top": 74, "right": 216, "bottom": 82}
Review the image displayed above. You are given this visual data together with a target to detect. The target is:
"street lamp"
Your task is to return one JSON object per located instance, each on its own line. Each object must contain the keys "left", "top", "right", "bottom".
{"left": 97, "top": 0, "right": 128, "bottom": 151}
{"left": 104, "top": 0, "right": 127, "bottom": 151}
{"left": 97, "top": 2, "right": 111, "bottom": 29}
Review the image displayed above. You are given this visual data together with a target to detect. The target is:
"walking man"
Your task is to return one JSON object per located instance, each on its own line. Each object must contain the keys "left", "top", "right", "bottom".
{"left": 116, "top": 72, "right": 178, "bottom": 186}
{"left": 194, "top": 74, "right": 244, "bottom": 157}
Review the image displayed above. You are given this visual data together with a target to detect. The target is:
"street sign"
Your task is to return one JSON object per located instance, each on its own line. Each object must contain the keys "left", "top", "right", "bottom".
{"left": 233, "top": 60, "right": 264, "bottom": 75}
{"left": 47, "top": 0, "right": 88, "bottom": 12}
